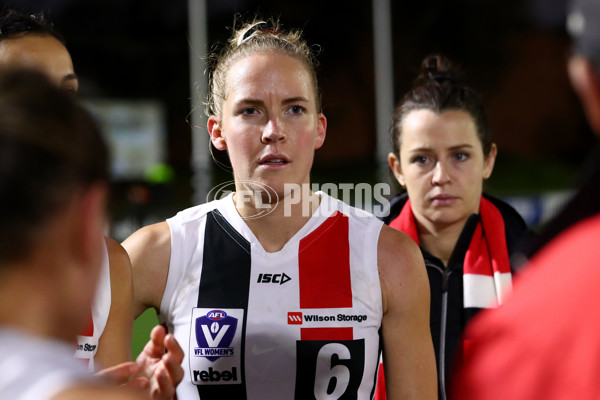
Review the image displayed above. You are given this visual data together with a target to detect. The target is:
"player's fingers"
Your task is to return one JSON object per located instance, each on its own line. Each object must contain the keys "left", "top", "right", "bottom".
{"left": 150, "top": 324, "right": 167, "bottom": 345}
{"left": 164, "top": 333, "right": 184, "bottom": 363}
{"left": 96, "top": 362, "right": 140, "bottom": 385}
{"left": 141, "top": 325, "right": 167, "bottom": 359}
{"left": 162, "top": 352, "right": 184, "bottom": 386}
{"left": 126, "top": 377, "right": 150, "bottom": 391}
{"left": 151, "top": 366, "right": 175, "bottom": 400}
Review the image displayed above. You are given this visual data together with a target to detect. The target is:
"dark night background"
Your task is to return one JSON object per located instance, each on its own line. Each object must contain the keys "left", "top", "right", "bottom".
{"left": 2, "top": 0, "right": 594, "bottom": 237}
{"left": 3, "top": 0, "right": 595, "bottom": 356}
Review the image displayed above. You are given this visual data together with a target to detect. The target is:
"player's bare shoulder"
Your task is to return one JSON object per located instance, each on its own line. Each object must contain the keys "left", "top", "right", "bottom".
{"left": 377, "top": 225, "right": 424, "bottom": 277}
{"left": 377, "top": 224, "right": 428, "bottom": 312}
{"left": 122, "top": 221, "right": 172, "bottom": 314}
{"left": 123, "top": 222, "right": 171, "bottom": 261}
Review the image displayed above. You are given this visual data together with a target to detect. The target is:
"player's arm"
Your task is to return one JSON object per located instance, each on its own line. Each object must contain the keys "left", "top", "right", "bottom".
{"left": 95, "top": 237, "right": 134, "bottom": 368}
{"left": 378, "top": 224, "right": 437, "bottom": 400}
{"left": 121, "top": 222, "right": 171, "bottom": 318}
{"left": 54, "top": 384, "right": 147, "bottom": 400}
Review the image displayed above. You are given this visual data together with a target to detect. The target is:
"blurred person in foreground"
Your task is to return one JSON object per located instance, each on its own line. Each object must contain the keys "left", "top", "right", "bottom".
{"left": 0, "top": 67, "right": 182, "bottom": 399}
{"left": 0, "top": 10, "right": 185, "bottom": 398}
{"left": 452, "top": 0, "right": 600, "bottom": 398}
{"left": 0, "top": 8, "right": 131, "bottom": 372}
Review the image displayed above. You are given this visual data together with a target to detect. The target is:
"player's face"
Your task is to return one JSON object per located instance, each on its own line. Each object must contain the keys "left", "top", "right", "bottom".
{"left": 390, "top": 109, "right": 496, "bottom": 231}
{"left": 0, "top": 34, "right": 78, "bottom": 94}
{"left": 210, "top": 52, "right": 326, "bottom": 199}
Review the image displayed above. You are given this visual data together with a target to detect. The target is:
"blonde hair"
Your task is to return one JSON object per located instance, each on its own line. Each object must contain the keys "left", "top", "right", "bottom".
{"left": 206, "top": 18, "right": 321, "bottom": 118}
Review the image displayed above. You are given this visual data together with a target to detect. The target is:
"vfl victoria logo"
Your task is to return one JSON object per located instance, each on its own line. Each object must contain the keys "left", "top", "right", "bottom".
{"left": 194, "top": 310, "right": 238, "bottom": 361}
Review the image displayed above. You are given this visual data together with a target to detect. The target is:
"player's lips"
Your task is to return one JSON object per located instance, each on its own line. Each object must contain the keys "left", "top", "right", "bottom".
{"left": 430, "top": 194, "right": 458, "bottom": 206}
{"left": 258, "top": 154, "right": 290, "bottom": 167}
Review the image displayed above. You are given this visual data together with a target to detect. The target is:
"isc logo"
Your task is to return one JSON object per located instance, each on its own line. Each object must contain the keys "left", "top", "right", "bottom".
{"left": 257, "top": 273, "right": 291, "bottom": 285}
{"left": 207, "top": 310, "right": 227, "bottom": 320}
{"left": 288, "top": 312, "right": 303, "bottom": 325}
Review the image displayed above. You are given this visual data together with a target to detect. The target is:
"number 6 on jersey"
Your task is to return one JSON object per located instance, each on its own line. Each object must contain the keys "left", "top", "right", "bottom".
{"left": 295, "top": 339, "right": 366, "bottom": 399}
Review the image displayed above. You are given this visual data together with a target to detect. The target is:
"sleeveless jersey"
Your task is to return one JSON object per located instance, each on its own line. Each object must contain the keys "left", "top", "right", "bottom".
{"left": 162, "top": 192, "right": 384, "bottom": 400}
{"left": 0, "top": 328, "right": 93, "bottom": 400}
{"left": 74, "top": 241, "right": 111, "bottom": 372}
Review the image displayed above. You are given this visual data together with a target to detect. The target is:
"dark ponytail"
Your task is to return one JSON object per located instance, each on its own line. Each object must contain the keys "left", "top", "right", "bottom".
{"left": 391, "top": 55, "right": 490, "bottom": 157}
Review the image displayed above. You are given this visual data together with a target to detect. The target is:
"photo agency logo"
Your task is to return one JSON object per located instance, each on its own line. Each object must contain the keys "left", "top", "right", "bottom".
{"left": 206, "top": 180, "right": 279, "bottom": 220}
{"left": 206, "top": 181, "right": 392, "bottom": 219}
{"left": 283, "top": 183, "right": 391, "bottom": 218}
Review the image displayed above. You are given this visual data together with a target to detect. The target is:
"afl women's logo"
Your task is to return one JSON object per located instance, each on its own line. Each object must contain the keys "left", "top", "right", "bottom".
{"left": 194, "top": 310, "right": 238, "bottom": 362}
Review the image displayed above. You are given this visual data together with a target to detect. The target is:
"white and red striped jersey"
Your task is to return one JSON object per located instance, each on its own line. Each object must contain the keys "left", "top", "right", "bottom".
{"left": 74, "top": 241, "right": 111, "bottom": 372}
{"left": 162, "top": 192, "right": 384, "bottom": 400}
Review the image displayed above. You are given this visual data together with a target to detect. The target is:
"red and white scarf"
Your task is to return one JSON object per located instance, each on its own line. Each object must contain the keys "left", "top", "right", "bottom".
{"left": 373, "top": 197, "right": 512, "bottom": 400}
{"left": 389, "top": 196, "right": 512, "bottom": 308}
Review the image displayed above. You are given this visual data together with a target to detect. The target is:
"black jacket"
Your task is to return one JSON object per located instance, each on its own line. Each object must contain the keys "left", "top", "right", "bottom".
{"left": 382, "top": 193, "right": 530, "bottom": 400}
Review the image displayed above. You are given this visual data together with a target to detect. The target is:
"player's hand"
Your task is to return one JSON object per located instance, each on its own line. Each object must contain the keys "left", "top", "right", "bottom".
{"left": 136, "top": 325, "right": 185, "bottom": 400}
{"left": 96, "top": 361, "right": 149, "bottom": 391}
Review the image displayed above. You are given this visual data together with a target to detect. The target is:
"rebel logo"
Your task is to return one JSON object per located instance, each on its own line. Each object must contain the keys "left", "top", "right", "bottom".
{"left": 192, "top": 367, "right": 238, "bottom": 382}
{"left": 288, "top": 312, "right": 303, "bottom": 325}
{"left": 194, "top": 309, "right": 238, "bottom": 362}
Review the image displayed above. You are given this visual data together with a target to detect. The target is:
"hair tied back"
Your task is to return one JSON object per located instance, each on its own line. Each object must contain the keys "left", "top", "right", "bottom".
{"left": 431, "top": 72, "right": 455, "bottom": 84}
{"left": 237, "top": 21, "right": 267, "bottom": 46}
{"left": 421, "top": 54, "right": 457, "bottom": 85}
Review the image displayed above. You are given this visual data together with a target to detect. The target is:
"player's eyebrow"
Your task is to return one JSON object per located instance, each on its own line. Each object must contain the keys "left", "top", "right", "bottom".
{"left": 62, "top": 73, "right": 78, "bottom": 83}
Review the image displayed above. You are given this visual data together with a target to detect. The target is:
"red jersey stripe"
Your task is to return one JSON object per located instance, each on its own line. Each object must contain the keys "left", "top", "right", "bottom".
{"left": 301, "top": 327, "right": 353, "bottom": 341}
{"left": 298, "top": 212, "right": 352, "bottom": 309}
{"left": 79, "top": 310, "right": 94, "bottom": 337}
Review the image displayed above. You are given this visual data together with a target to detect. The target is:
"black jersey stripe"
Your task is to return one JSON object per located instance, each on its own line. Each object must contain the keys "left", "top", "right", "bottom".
{"left": 196, "top": 209, "right": 251, "bottom": 399}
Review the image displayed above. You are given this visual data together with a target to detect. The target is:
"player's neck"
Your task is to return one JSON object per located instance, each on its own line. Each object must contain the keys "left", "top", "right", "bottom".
{"left": 0, "top": 264, "right": 73, "bottom": 342}
{"left": 237, "top": 190, "right": 321, "bottom": 253}
{"left": 417, "top": 219, "right": 466, "bottom": 267}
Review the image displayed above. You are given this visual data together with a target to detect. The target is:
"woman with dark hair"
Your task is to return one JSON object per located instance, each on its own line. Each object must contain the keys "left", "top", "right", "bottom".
{"left": 0, "top": 9, "right": 124, "bottom": 372}
{"left": 0, "top": 10, "right": 186, "bottom": 397}
{"left": 0, "top": 9, "right": 78, "bottom": 93}
{"left": 0, "top": 9, "right": 154, "bottom": 375}
{"left": 377, "top": 55, "right": 529, "bottom": 400}
{"left": 0, "top": 67, "right": 137, "bottom": 400}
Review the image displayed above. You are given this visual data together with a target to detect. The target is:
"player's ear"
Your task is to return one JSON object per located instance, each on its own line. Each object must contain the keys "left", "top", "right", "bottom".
{"left": 483, "top": 143, "right": 497, "bottom": 179}
{"left": 208, "top": 117, "right": 227, "bottom": 150}
{"left": 314, "top": 113, "right": 327, "bottom": 150}
{"left": 388, "top": 152, "right": 406, "bottom": 188}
